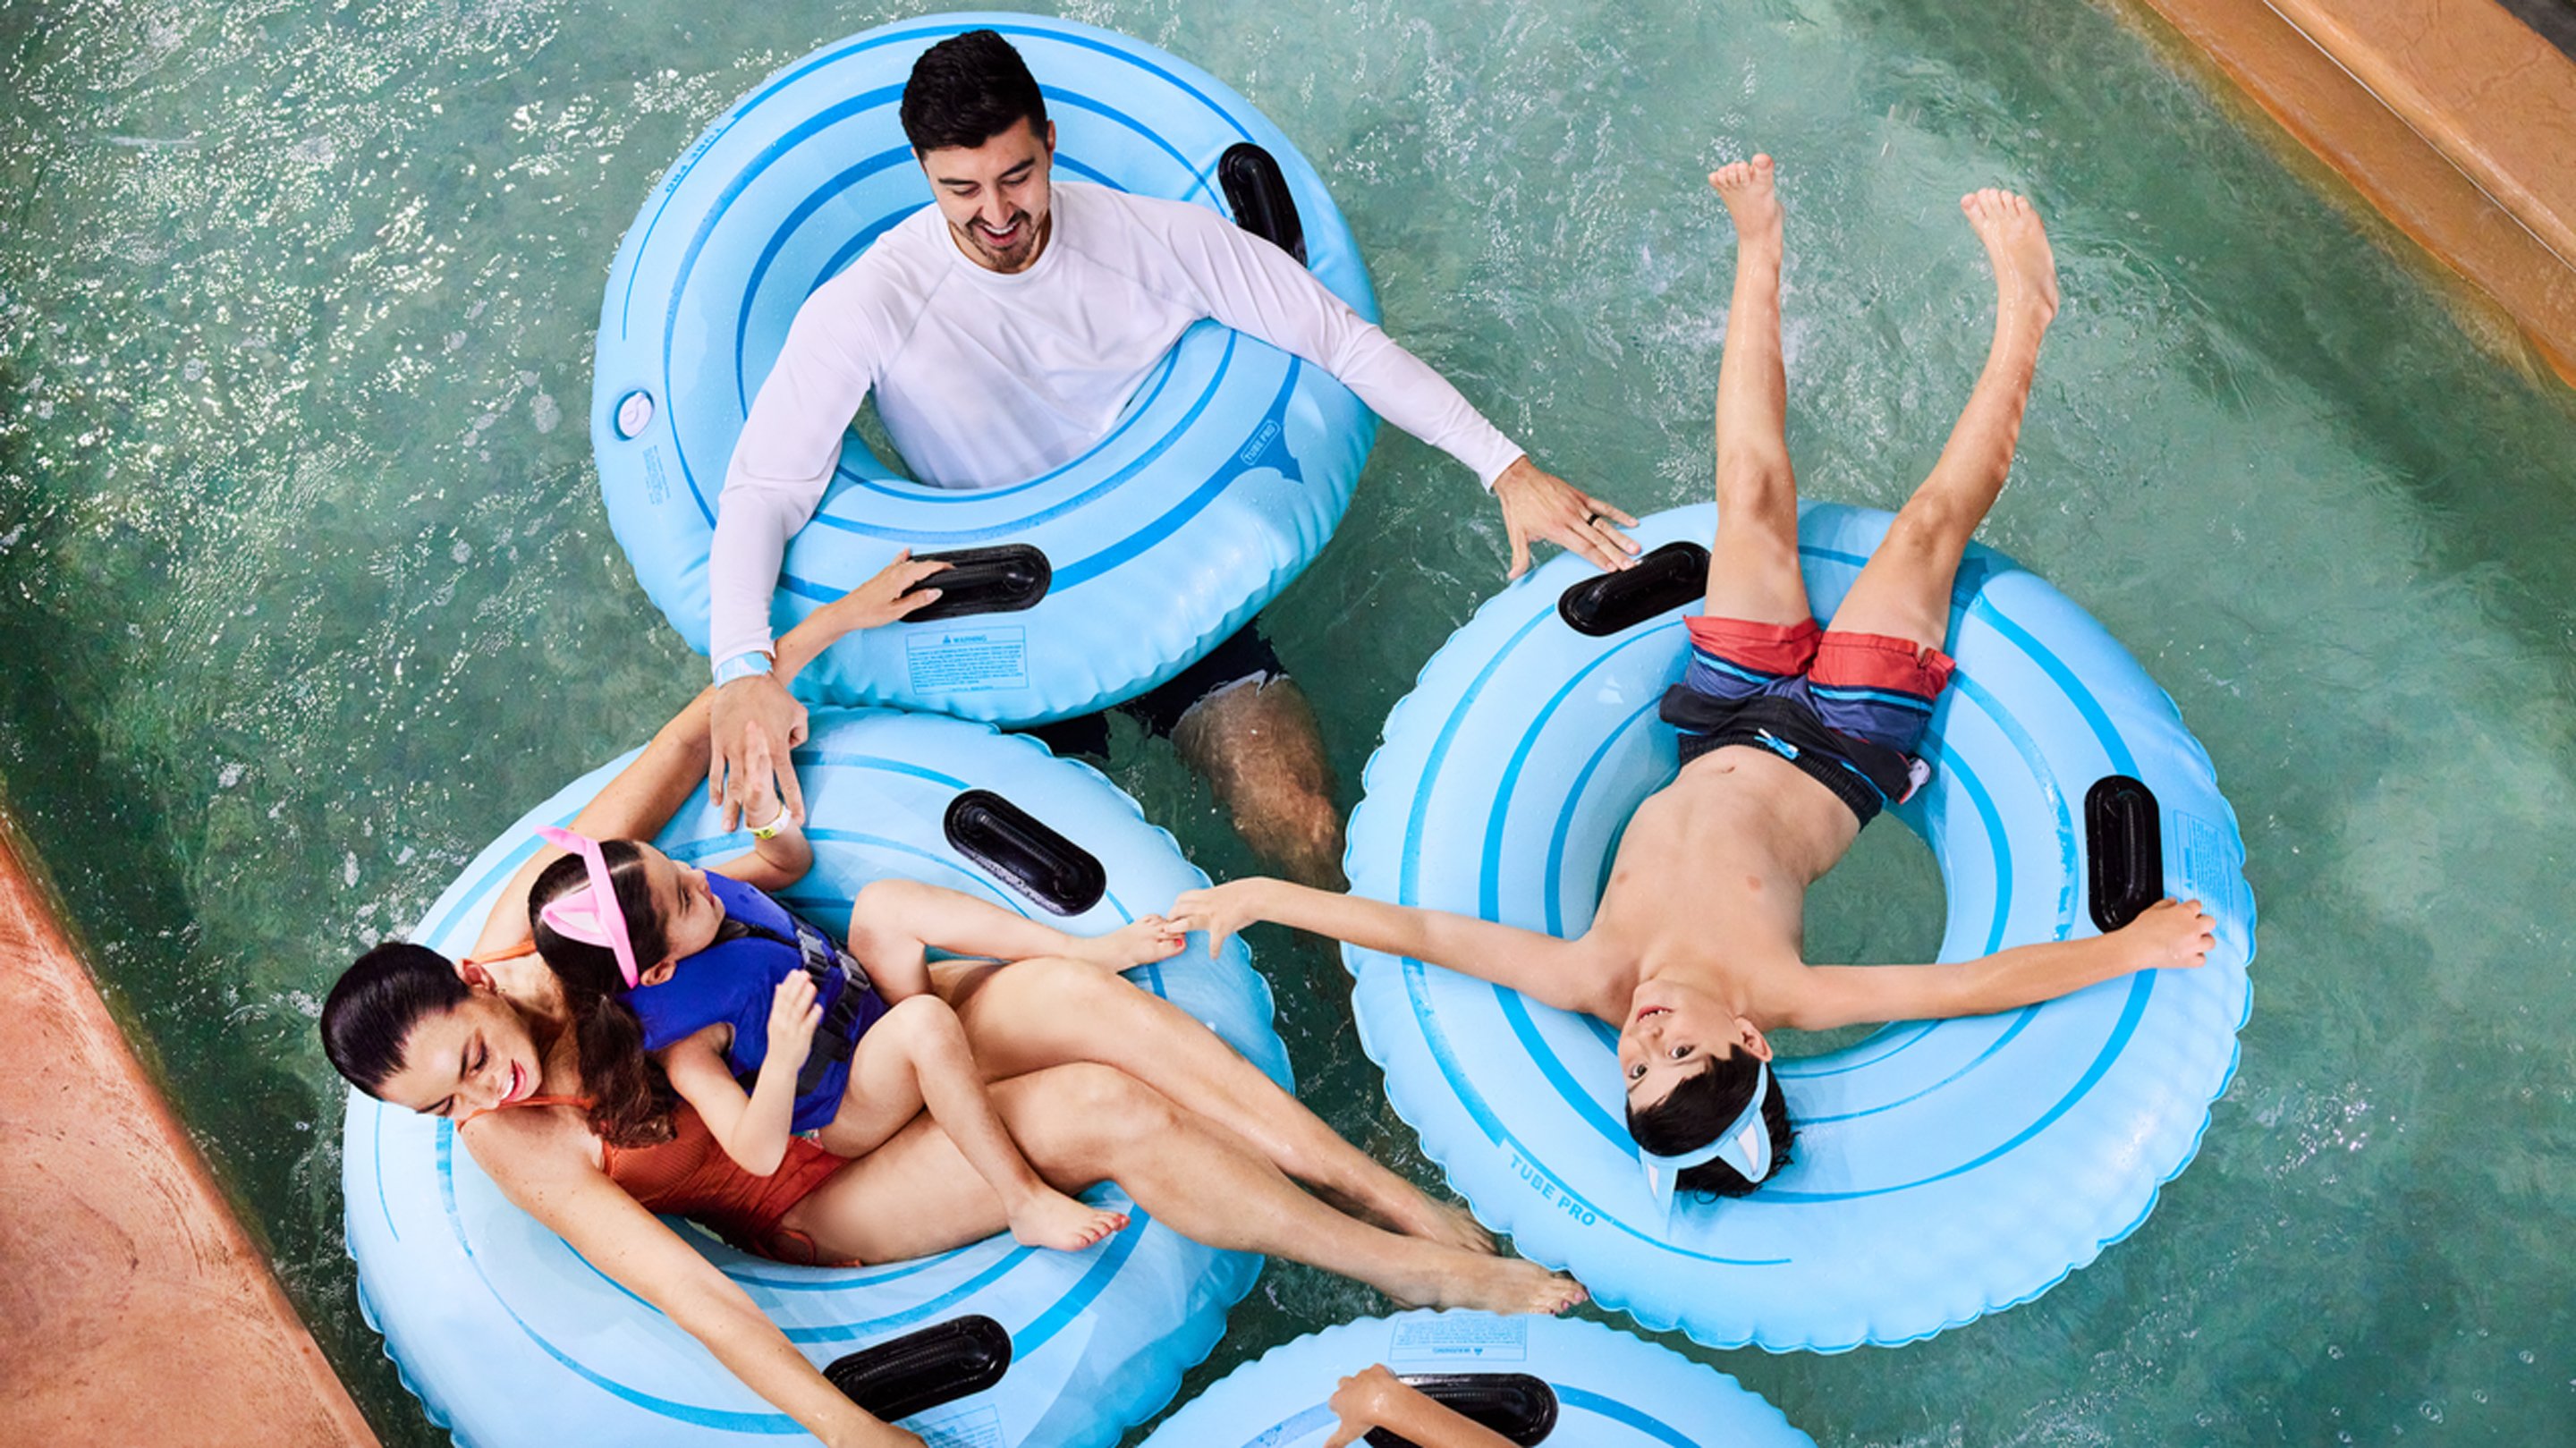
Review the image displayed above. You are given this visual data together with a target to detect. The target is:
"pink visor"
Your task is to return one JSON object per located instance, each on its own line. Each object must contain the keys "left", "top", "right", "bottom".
{"left": 534, "top": 826, "right": 640, "bottom": 989}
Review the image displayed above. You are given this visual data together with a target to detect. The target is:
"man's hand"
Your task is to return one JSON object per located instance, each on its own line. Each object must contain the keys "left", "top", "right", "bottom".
{"left": 710, "top": 671, "right": 809, "bottom": 832}
{"left": 2114, "top": 896, "right": 2217, "bottom": 973}
{"left": 1492, "top": 455, "right": 1640, "bottom": 579}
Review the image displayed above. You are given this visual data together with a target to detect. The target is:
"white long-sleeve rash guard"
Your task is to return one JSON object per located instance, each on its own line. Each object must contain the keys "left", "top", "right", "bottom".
{"left": 708, "top": 180, "right": 1527, "bottom": 669}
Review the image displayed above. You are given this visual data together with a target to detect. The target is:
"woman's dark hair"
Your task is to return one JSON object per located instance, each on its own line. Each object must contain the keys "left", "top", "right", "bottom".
{"left": 900, "top": 29, "right": 1048, "bottom": 156}
{"left": 322, "top": 942, "right": 472, "bottom": 1097}
{"left": 1624, "top": 1051, "right": 1796, "bottom": 1198}
{"left": 530, "top": 841, "right": 676, "bottom": 1147}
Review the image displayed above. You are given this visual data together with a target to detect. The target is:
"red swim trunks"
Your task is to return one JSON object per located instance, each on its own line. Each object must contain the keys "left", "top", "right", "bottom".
{"left": 1658, "top": 615, "right": 1956, "bottom": 825}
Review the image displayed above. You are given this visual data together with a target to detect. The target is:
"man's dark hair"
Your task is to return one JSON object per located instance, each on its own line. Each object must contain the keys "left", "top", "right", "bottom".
{"left": 1624, "top": 1052, "right": 1796, "bottom": 1198}
{"left": 901, "top": 30, "right": 1048, "bottom": 156}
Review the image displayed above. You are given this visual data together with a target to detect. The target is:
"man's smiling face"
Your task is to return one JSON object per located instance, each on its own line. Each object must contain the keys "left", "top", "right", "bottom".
{"left": 919, "top": 115, "right": 1055, "bottom": 274}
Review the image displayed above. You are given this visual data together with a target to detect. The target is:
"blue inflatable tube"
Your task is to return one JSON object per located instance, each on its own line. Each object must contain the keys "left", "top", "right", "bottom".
{"left": 343, "top": 708, "right": 1290, "bottom": 1447}
{"left": 1137, "top": 1310, "right": 1815, "bottom": 1447}
{"left": 592, "top": 13, "right": 1377, "bottom": 724}
{"left": 1344, "top": 503, "right": 2256, "bottom": 1352}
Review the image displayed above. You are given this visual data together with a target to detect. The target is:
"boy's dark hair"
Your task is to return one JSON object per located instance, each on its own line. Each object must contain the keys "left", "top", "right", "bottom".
{"left": 322, "top": 942, "right": 472, "bottom": 1097}
{"left": 900, "top": 30, "right": 1048, "bottom": 156}
{"left": 1624, "top": 1051, "right": 1796, "bottom": 1198}
{"left": 530, "top": 841, "right": 677, "bottom": 1147}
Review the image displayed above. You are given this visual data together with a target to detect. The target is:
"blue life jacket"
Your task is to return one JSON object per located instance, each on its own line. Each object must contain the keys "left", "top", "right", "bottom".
{"left": 623, "top": 873, "right": 888, "bottom": 1133}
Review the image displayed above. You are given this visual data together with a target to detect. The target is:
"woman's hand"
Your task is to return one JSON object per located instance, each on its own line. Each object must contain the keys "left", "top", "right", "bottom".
{"left": 1170, "top": 878, "right": 1276, "bottom": 961}
{"left": 770, "top": 550, "right": 955, "bottom": 692}
{"left": 767, "top": 971, "right": 824, "bottom": 1070}
{"left": 1323, "top": 1365, "right": 1403, "bottom": 1446}
{"left": 825, "top": 549, "right": 953, "bottom": 632}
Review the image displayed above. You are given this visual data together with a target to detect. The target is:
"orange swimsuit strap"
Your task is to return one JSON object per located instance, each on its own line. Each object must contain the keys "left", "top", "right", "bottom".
{"left": 462, "top": 1092, "right": 592, "bottom": 1126}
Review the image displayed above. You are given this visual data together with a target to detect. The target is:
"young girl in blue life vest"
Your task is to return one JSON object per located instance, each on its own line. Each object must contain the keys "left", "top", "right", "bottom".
{"left": 526, "top": 811, "right": 1189, "bottom": 1252}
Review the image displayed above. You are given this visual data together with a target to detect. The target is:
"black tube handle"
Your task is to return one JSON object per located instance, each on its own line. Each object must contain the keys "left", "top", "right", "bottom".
{"left": 824, "top": 1315, "right": 1013, "bottom": 1424}
{"left": 945, "top": 789, "right": 1107, "bottom": 917}
{"left": 1219, "top": 142, "right": 1308, "bottom": 266}
{"left": 1557, "top": 540, "right": 1709, "bottom": 637}
{"left": 2085, "top": 775, "right": 2165, "bottom": 933}
{"left": 901, "top": 544, "right": 1051, "bottom": 622}
{"left": 1365, "top": 1372, "right": 1558, "bottom": 1447}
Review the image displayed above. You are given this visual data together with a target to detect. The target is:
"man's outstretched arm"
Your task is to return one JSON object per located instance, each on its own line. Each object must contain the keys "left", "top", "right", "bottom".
{"left": 1783, "top": 897, "right": 2216, "bottom": 1031}
{"left": 1154, "top": 203, "right": 1640, "bottom": 576}
{"left": 707, "top": 303, "right": 886, "bottom": 828}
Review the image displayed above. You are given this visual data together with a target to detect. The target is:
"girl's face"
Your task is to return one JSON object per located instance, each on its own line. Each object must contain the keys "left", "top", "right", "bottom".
{"left": 377, "top": 988, "right": 545, "bottom": 1121}
{"left": 637, "top": 843, "right": 726, "bottom": 967}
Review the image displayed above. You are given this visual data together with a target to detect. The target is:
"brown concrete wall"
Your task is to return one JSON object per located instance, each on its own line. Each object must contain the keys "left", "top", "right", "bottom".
{"left": 0, "top": 812, "right": 380, "bottom": 1446}
{"left": 2123, "top": 0, "right": 2576, "bottom": 385}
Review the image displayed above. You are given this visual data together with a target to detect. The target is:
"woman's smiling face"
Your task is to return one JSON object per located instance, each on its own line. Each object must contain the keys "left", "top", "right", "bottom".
{"left": 377, "top": 987, "right": 544, "bottom": 1121}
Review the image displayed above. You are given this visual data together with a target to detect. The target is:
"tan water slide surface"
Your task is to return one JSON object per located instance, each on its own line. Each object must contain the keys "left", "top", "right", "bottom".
{"left": 0, "top": 816, "right": 379, "bottom": 1446}
{"left": 2128, "top": 0, "right": 2576, "bottom": 385}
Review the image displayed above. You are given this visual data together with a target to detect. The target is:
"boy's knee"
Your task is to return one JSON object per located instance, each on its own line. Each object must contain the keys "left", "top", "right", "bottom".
{"left": 1890, "top": 494, "right": 1974, "bottom": 550}
{"left": 1716, "top": 449, "right": 1794, "bottom": 507}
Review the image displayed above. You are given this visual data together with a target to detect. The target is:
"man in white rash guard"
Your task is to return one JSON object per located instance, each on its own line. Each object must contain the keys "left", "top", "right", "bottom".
{"left": 707, "top": 30, "right": 1638, "bottom": 888}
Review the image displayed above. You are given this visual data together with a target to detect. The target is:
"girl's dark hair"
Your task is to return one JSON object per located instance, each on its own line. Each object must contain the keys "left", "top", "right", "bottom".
{"left": 323, "top": 942, "right": 472, "bottom": 1097}
{"left": 530, "top": 841, "right": 676, "bottom": 1148}
{"left": 1624, "top": 1051, "right": 1797, "bottom": 1198}
{"left": 900, "top": 29, "right": 1048, "bottom": 156}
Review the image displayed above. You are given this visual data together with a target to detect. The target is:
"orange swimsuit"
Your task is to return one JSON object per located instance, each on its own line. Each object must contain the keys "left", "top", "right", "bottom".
{"left": 482, "top": 1095, "right": 859, "bottom": 1266}
{"left": 465, "top": 938, "right": 857, "bottom": 1263}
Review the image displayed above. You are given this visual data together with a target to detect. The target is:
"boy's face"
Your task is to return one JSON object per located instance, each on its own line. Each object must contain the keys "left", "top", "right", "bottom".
{"left": 918, "top": 116, "right": 1055, "bottom": 274}
{"left": 1617, "top": 978, "right": 1772, "bottom": 1110}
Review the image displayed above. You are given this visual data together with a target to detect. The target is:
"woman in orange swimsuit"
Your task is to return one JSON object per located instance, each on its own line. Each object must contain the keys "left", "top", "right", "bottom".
{"left": 321, "top": 555, "right": 1582, "bottom": 1448}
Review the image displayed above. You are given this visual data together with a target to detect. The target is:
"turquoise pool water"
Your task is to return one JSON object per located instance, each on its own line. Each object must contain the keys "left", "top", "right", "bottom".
{"left": 4, "top": 0, "right": 2574, "bottom": 1443}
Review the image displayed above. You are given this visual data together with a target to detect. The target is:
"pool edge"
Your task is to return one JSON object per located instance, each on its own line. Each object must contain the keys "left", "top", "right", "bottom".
{"left": 0, "top": 804, "right": 384, "bottom": 1446}
{"left": 2114, "top": 0, "right": 2576, "bottom": 388}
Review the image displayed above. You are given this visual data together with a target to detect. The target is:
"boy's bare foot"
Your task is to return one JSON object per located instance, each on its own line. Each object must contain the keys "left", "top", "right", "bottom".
{"left": 1071, "top": 915, "right": 1189, "bottom": 973}
{"left": 1394, "top": 1249, "right": 1588, "bottom": 1316}
{"left": 1708, "top": 155, "right": 1782, "bottom": 254}
{"left": 1960, "top": 187, "right": 2059, "bottom": 327}
{"left": 1005, "top": 1188, "right": 1131, "bottom": 1252}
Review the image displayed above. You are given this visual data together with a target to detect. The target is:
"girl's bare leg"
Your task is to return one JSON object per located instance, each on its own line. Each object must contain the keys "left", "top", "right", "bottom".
{"left": 935, "top": 956, "right": 1495, "bottom": 1255}
{"left": 1828, "top": 189, "right": 2060, "bottom": 651}
{"left": 843, "top": 879, "right": 1182, "bottom": 998}
{"left": 810, "top": 995, "right": 1123, "bottom": 1252}
{"left": 779, "top": 1064, "right": 1581, "bottom": 1315}
{"left": 1704, "top": 156, "right": 1809, "bottom": 627}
